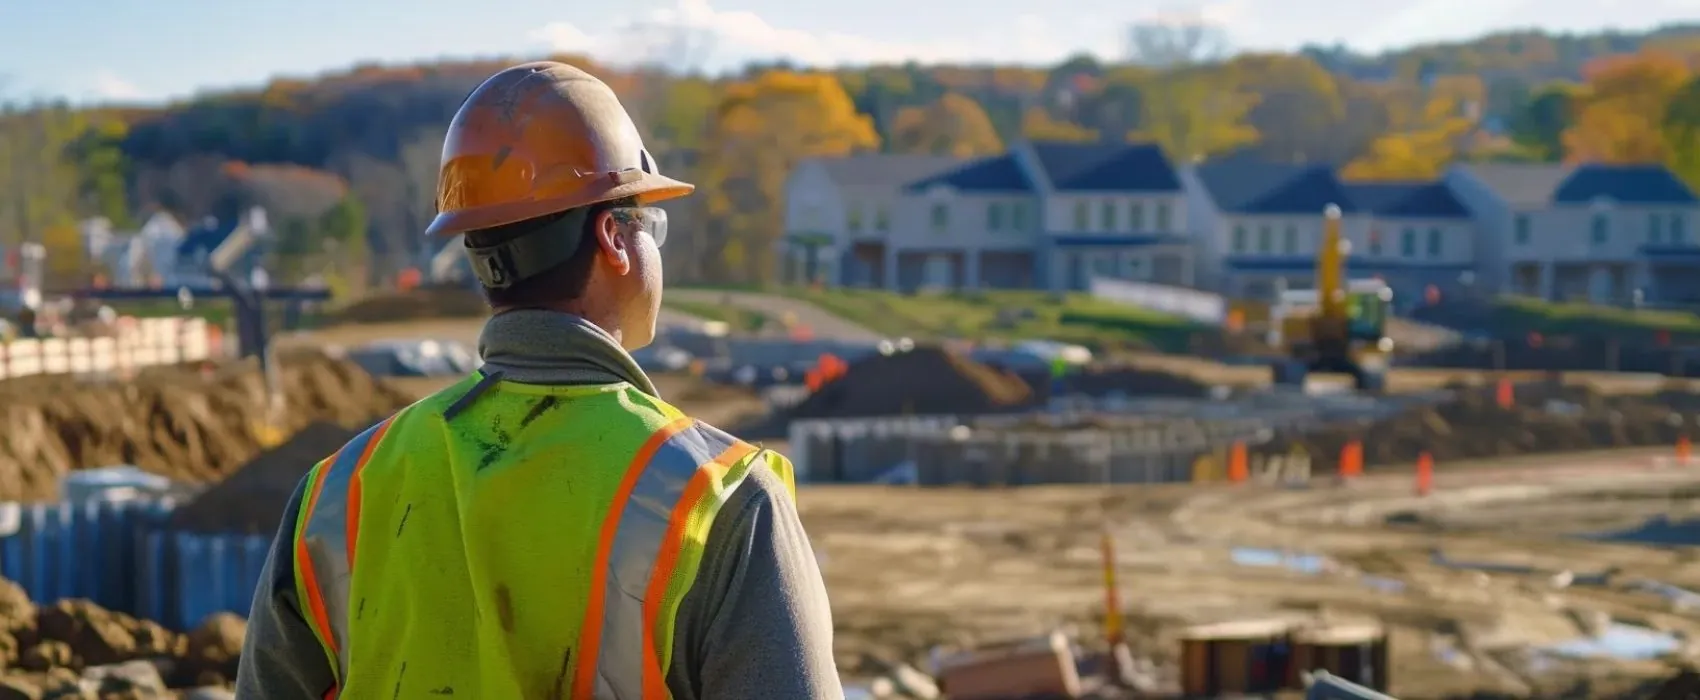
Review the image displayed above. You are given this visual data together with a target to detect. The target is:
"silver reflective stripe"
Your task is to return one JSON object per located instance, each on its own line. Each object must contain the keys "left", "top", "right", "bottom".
{"left": 593, "top": 421, "right": 741, "bottom": 699}
{"left": 300, "top": 418, "right": 393, "bottom": 684}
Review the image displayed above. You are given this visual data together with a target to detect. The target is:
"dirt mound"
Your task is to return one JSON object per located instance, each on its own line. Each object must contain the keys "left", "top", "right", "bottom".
{"left": 0, "top": 351, "right": 412, "bottom": 501}
{"left": 0, "top": 581, "right": 245, "bottom": 694}
{"left": 329, "top": 287, "right": 488, "bottom": 324}
{"left": 1272, "top": 383, "right": 1694, "bottom": 472}
{"left": 170, "top": 422, "right": 361, "bottom": 534}
{"left": 785, "top": 347, "right": 1032, "bottom": 420}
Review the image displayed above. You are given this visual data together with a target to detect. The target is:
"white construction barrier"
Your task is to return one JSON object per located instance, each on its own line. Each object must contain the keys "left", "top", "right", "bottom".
{"left": 0, "top": 317, "right": 225, "bottom": 381}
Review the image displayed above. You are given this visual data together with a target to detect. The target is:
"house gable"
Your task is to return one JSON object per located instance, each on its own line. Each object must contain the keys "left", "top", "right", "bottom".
{"left": 1025, "top": 141, "right": 1181, "bottom": 193}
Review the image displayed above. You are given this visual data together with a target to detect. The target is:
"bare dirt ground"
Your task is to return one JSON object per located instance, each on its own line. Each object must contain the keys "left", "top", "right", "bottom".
{"left": 806, "top": 454, "right": 1700, "bottom": 698}
{"left": 1113, "top": 353, "right": 1695, "bottom": 395}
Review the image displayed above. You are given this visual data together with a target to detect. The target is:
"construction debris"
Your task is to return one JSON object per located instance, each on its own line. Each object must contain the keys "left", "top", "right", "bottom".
{"left": 0, "top": 576, "right": 243, "bottom": 697}
{"left": 0, "top": 350, "right": 411, "bottom": 501}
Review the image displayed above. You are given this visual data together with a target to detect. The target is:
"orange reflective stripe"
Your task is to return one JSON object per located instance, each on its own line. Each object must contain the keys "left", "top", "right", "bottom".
{"left": 344, "top": 418, "right": 394, "bottom": 567}
{"left": 572, "top": 416, "right": 695, "bottom": 700}
{"left": 296, "top": 452, "right": 344, "bottom": 660}
{"left": 639, "top": 442, "right": 758, "bottom": 698}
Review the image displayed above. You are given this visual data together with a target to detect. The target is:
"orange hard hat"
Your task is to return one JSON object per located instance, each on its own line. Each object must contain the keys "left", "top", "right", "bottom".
{"left": 424, "top": 61, "right": 694, "bottom": 238}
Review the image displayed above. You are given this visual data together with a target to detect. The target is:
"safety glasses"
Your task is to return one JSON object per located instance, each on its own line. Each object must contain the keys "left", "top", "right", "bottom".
{"left": 609, "top": 206, "right": 669, "bottom": 248}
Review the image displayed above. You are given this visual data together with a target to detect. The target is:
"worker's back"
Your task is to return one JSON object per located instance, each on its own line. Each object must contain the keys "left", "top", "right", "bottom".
{"left": 307, "top": 373, "right": 771, "bottom": 698}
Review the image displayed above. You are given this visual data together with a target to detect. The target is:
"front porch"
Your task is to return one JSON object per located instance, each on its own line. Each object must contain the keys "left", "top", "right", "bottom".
{"left": 1046, "top": 240, "right": 1194, "bottom": 292}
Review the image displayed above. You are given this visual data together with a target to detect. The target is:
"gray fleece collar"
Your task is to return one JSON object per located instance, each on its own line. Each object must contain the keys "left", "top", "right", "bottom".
{"left": 476, "top": 309, "right": 659, "bottom": 397}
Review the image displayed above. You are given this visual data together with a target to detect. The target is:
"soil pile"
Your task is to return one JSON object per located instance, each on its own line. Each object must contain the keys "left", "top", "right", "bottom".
{"left": 328, "top": 287, "right": 487, "bottom": 325}
{"left": 0, "top": 351, "right": 412, "bottom": 502}
{"left": 784, "top": 347, "right": 1032, "bottom": 421}
{"left": 1270, "top": 382, "right": 1695, "bottom": 472}
{"left": 170, "top": 422, "right": 362, "bottom": 534}
{"left": 0, "top": 579, "right": 246, "bottom": 695}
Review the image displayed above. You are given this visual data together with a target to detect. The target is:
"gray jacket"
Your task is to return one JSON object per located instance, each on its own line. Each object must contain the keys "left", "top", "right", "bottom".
{"left": 235, "top": 310, "right": 843, "bottom": 699}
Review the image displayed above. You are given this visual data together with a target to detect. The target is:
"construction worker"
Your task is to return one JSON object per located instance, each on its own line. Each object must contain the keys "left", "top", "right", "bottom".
{"left": 236, "top": 62, "right": 843, "bottom": 699}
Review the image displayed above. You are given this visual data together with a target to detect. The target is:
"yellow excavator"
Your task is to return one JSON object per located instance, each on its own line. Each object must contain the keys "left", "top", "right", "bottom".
{"left": 1269, "top": 205, "right": 1395, "bottom": 393}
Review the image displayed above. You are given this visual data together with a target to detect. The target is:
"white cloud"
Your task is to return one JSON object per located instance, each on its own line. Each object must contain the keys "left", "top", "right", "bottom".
{"left": 91, "top": 71, "right": 146, "bottom": 101}
{"left": 530, "top": 0, "right": 1099, "bottom": 71}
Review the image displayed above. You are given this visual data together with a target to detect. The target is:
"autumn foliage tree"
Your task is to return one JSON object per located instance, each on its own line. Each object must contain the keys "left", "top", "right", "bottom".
{"left": 1343, "top": 76, "right": 1480, "bottom": 180}
{"left": 698, "top": 71, "right": 879, "bottom": 284}
{"left": 889, "top": 93, "right": 1004, "bottom": 158}
{"left": 1563, "top": 52, "right": 1691, "bottom": 163}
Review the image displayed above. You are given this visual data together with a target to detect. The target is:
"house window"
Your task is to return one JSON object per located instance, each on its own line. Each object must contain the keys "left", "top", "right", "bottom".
{"left": 1282, "top": 225, "right": 1298, "bottom": 254}
{"left": 1591, "top": 213, "right": 1609, "bottom": 245}
{"left": 1674, "top": 213, "right": 1688, "bottom": 243}
{"left": 1155, "top": 203, "right": 1171, "bottom": 232}
{"left": 1092, "top": 256, "right": 1117, "bottom": 277}
{"left": 847, "top": 205, "right": 863, "bottom": 232}
{"left": 1130, "top": 202, "right": 1145, "bottom": 230}
{"left": 1073, "top": 201, "right": 1089, "bottom": 231}
{"left": 1101, "top": 201, "right": 1118, "bottom": 231}
{"left": 1650, "top": 213, "right": 1664, "bottom": 244}
{"left": 1011, "top": 202, "right": 1029, "bottom": 231}
{"left": 1513, "top": 214, "right": 1530, "bottom": 244}
{"left": 1427, "top": 227, "right": 1442, "bottom": 257}
{"left": 1400, "top": 228, "right": 1417, "bottom": 257}
{"left": 987, "top": 202, "right": 1005, "bottom": 231}
{"left": 930, "top": 203, "right": 949, "bottom": 232}
{"left": 1232, "top": 225, "right": 1248, "bottom": 253}
{"left": 1257, "top": 225, "right": 1273, "bottom": 253}
{"left": 874, "top": 207, "right": 890, "bottom": 232}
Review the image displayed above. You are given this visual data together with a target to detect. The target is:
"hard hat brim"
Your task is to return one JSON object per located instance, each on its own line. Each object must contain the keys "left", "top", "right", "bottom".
{"left": 425, "top": 173, "right": 695, "bottom": 238}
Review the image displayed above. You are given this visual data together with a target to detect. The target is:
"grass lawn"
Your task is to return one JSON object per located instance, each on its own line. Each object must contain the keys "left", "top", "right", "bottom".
{"left": 777, "top": 287, "right": 1211, "bottom": 353}
{"left": 661, "top": 298, "right": 771, "bottom": 333}
{"left": 1488, "top": 297, "right": 1700, "bottom": 341}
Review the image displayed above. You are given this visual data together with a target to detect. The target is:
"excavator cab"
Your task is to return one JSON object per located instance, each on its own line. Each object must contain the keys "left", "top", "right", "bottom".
{"left": 1345, "top": 288, "right": 1392, "bottom": 342}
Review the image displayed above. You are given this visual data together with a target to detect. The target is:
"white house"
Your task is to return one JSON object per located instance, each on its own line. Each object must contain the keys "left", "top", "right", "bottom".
{"left": 782, "top": 141, "right": 1195, "bottom": 292}
{"left": 1445, "top": 163, "right": 1700, "bottom": 303}
{"left": 780, "top": 154, "right": 964, "bottom": 287}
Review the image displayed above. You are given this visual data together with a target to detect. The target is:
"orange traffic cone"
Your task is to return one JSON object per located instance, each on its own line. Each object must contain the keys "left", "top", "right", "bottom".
{"left": 1415, "top": 452, "right": 1434, "bottom": 496}
{"left": 1678, "top": 436, "right": 1692, "bottom": 466}
{"left": 1228, "top": 442, "right": 1249, "bottom": 483}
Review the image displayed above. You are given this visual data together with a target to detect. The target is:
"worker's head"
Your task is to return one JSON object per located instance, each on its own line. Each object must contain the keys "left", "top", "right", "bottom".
{"left": 425, "top": 61, "right": 695, "bottom": 350}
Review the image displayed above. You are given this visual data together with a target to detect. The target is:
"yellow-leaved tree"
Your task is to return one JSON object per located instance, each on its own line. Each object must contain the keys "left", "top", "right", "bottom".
{"left": 698, "top": 71, "right": 879, "bottom": 284}
{"left": 889, "top": 93, "right": 1004, "bottom": 158}
{"left": 1563, "top": 51, "right": 1691, "bottom": 164}
{"left": 1343, "top": 75, "right": 1480, "bottom": 180}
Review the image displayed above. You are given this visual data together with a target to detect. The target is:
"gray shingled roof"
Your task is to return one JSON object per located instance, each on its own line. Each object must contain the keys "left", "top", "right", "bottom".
{"left": 811, "top": 154, "right": 966, "bottom": 188}
{"left": 1193, "top": 158, "right": 1358, "bottom": 214}
{"left": 1027, "top": 141, "right": 1182, "bottom": 192}
{"left": 902, "top": 155, "right": 1035, "bottom": 193}
{"left": 1343, "top": 181, "right": 1470, "bottom": 218}
{"left": 1455, "top": 163, "right": 1699, "bottom": 206}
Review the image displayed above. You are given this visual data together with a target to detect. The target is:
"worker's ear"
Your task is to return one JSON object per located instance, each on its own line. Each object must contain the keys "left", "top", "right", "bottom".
{"left": 593, "top": 210, "right": 632, "bottom": 275}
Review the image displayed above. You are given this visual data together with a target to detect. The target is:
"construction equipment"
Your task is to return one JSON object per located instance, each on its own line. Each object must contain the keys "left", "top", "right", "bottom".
{"left": 1269, "top": 205, "right": 1394, "bottom": 393}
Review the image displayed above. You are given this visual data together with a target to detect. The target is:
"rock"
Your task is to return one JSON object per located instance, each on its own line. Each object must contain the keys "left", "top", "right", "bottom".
{"left": 18, "top": 644, "right": 72, "bottom": 673}
{"left": 181, "top": 615, "right": 243, "bottom": 683}
{"left": 0, "top": 675, "right": 42, "bottom": 700}
{"left": 35, "top": 602, "right": 136, "bottom": 668}
{"left": 0, "top": 583, "right": 34, "bottom": 632}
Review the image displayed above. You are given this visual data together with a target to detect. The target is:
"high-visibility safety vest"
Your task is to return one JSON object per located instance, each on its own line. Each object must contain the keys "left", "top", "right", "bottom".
{"left": 291, "top": 375, "right": 796, "bottom": 699}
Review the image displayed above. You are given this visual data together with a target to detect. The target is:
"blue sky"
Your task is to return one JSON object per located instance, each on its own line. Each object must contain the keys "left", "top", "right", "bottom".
{"left": 3, "top": 0, "right": 1699, "bottom": 105}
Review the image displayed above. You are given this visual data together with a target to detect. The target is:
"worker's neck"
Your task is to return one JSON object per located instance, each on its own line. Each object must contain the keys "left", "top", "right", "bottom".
{"left": 496, "top": 302, "right": 625, "bottom": 347}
